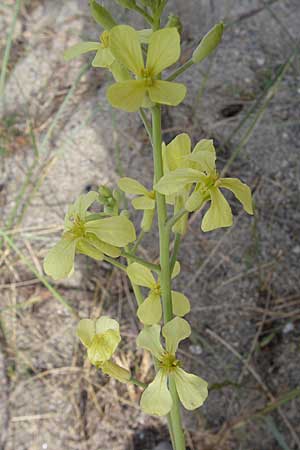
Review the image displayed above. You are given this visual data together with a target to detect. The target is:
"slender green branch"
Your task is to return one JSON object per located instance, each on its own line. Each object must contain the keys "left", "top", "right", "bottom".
{"left": 139, "top": 108, "right": 152, "bottom": 143}
{"left": 132, "top": 4, "right": 153, "bottom": 25}
{"left": 122, "top": 251, "right": 160, "bottom": 273}
{"left": 131, "top": 229, "right": 146, "bottom": 255}
{"left": 170, "top": 233, "right": 181, "bottom": 274}
{"left": 103, "top": 256, "right": 127, "bottom": 271}
{"left": 166, "top": 59, "right": 194, "bottom": 82}
{"left": 130, "top": 377, "right": 147, "bottom": 389}
{"left": 166, "top": 208, "right": 187, "bottom": 232}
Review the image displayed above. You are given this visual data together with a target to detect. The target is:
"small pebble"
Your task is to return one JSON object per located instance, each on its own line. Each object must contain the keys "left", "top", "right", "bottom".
{"left": 283, "top": 322, "right": 294, "bottom": 334}
{"left": 42, "top": 444, "right": 48, "bottom": 450}
{"left": 189, "top": 344, "right": 203, "bottom": 355}
{"left": 292, "top": 245, "right": 300, "bottom": 255}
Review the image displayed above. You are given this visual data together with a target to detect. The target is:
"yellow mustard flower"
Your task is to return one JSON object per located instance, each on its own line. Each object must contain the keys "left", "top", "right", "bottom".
{"left": 155, "top": 139, "right": 253, "bottom": 232}
{"left": 118, "top": 177, "right": 155, "bottom": 232}
{"left": 137, "top": 317, "right": 208, "bottom": 416}
{"left": 43, "top": 191, "right": 136, "bottom": 280}
{"left": 127, "top": 262, "right": 190, "bottom": 325}
{"left": 162, "top": 133, "right": 193, "bottom": 235}
{"left": 107, "top": 25, "right": 186, "bottom": 111}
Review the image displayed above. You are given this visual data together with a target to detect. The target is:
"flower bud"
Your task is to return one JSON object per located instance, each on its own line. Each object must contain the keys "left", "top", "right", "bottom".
{"left": 89, "top": 0, "right": 117, "bottom": 30}
{"left": 114, "top": 0, "right": 136, "bottom": 9}
{"left": 192, "top": 22, "right": 224, "bottom": 64}
{"left": 166, "top": 15, "right": 182, "bottom": 35}
{"left": 101, "top": 361, "right": 131, "bottom": 383}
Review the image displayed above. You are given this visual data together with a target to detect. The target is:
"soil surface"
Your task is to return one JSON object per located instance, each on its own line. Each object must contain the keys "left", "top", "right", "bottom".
{"left": 1, "top": 1, "right": 300, "bottom": 449}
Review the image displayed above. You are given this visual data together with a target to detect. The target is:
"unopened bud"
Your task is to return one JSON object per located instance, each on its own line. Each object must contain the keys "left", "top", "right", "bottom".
{"left": 166, "top": 15, "right": 182, "bottom": 35}
{"left": 89, "top": 0, "right": 117, "bottom": 30}
{"left": 101, "top": 361, "right": 131, "bottom": 383}
{"left": 192, "top": 22, "right": 224, "bottom": 64}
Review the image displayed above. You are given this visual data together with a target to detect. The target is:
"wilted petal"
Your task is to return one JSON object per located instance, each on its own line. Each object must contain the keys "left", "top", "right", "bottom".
{"left": 109, "top": 25, "right": 144, "bottom": 75}
{"left": 140, "top": 370, "right": 173, "bottom": 416}
{"left": 185, "top": 189, "right": 205, "bottom": 212}
{"left": 173, "top": 367, "right": 208, "bottom": 410}
{"left": 92, "top": 47, "right": 114, "bottom": 67}
{"left": 118, "top": 177, "right": 148, "bottom": 195}
{"left": 137, "top": 293, "right": 162, "bottom": 325}
{"left": 149, "top": 80, "right": 186, "bottom": 106}
{"left": 141, "top": 208, "right": 155, "bottom": 232}
{"left": 162, "top": 317, "right": 191, "bottom": 354}
{"left": 77, "top": 319, "right": 96, "bottom": 347}
{"left": 127, "top": 263, "right": 156, "bottom": 288}
{"left": 219, "top": 178, "right": 253, "bottom": 215}
{"left": 201, "top": 187, "right": 232, "bottom": 232}
{"left": 107, "top": 80, "right": 146, "bottom": 112}
{"left": 132, "top": 195, "right": 155, "bottom": 210}
{"left": 43, "top": 235, "right": 77, "bottom": 280}
{"left": 64, "top": 42, "right": 100, "bottom": 61}
{"left": 136, "top": 324, "right": 164, "bottom": 359}
{"left": 147, "top": 27, "right": 180, "bottom": 75}
{"left": 171, "top": 291, "right": 191, "bottom": 316}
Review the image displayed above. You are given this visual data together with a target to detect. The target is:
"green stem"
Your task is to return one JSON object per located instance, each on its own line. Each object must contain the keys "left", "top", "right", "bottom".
{"left": 151, "top": 105, "right": 186, "bottom": 450}
{"left": 166, "top": 208, "right": 187, "bottom": 233}
{"left": 139, "top": 108, "right": 152, "bottom": 142}
{"left": 132, "top": 4, "right": 153, "bottom": 25}
{"left": 122, "top": 251, "right": 160, "bottom": 273}
{"left": 166, "top": 59, "right": 194, "bottom": 82}
{"left": 131, "top": 229, "right": 146, "bottom": 255}
{"left": 103, "top": 256, "right": 127, "bottom": 271}
{"left": 170, "top": 233, "right": 181, "bottom": 274}
{"left": 130, "top": 377, "right": 147, "bottom": 389}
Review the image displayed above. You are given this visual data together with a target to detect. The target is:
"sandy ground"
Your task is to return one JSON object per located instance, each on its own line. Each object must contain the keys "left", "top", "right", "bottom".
{"left": 1, "top": 0, "right": 300, "bottom": 449}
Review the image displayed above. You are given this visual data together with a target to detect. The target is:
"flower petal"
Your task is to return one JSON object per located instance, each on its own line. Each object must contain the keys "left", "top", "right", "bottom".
{"left": 137, "top": 28, "right": 152, "bottom": 44}
{"left": 171, "top": 291, "right": 191, "bottom": 317}
{"left": 173, "top": 367, "right": 208, "bottom": 410}
{"left": 147, "top": 28, "right": 180, "bottom": 75}
{"left": 87, "top": 329, "right": 121, "bottom": 365}
{"left": 107, "top": 80, "right": 146, "bottom": 112}
{"left": 86, "top": 234, "right": 121, "bottom": 258}
{"left": 141, "top": 208, "right": 155, "bottom": 232}
{"left": 140, "top": 370, "right": 173, "bottom": 416}
{"left": 110, "top": 60, "right": 131, "bottom": 82}
{"left": 165, "top": 133, "right": 191, "bottom": 171}
{"left": 162, "top": 317, "right": 191, "bottom": 354}
{"left": 64, "top": 42, "right": 100, "bottom": 61}
{"left": 171, "top": 261, "right": 181, "bottom": 279}
{"left": 96, "top": 316, "right": 120, "bottom": 334}
{"left": 92, "top": 47, "right": 114, "bottom": 67}
{"left": 132, "top": 195, "right": 155, "bottom": 210}
{"left": 43, "top": 235, "right": 77, "bottom": 280}
{"left": 136, "top": 324, "right": 164, "bottom": 359}
{"left": 127, "top": 262, "right": 156, "bottom": 288}
{"left": 185, "top": 188, "right": 206, "bottom": 212}
{"left": 76, "top": 238, "right": 104, "bottom": 260}
{"left": 149, "top": 80, "right": 186, "bottom": 106}
{"left": 189, "top": 139, "right": 216, "bottom": 173}
{"left": 109, "top": 25, "right": 144, "bottom": 75}
{"left": 85, "top": 215, "right": 136, "bottom": 247}
{"left": 137, "top": 293, "right": 162, "bottom": 325}
{"left": 118, "top": 177, "right": 148, "bottom": 195}
{"left": 68, "top": 191, "right": 99, "bottom": 221}
{"left": 155, "top": 168, "right": 201, "bottom": 195}
{"left": 201, "top": 187, "right": 232, "bottom": 232}
{"left": 77, "top": 319, "right": 96, "bottom": 347}
{"left": 219, "top": 178, "right": 253, "bottom": 215}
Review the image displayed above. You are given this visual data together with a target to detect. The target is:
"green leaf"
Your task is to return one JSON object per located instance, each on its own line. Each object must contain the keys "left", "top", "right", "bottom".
{"left": 90, "top": 0, "right": 117, "bottom": 30}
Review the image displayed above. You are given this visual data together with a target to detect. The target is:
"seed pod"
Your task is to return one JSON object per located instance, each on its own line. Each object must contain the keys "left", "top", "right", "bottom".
{"left": 192, "top": 22, "right": 224, "bottom": 64}
{"left": 89, "top": 0, "right": 117, "bottom": 30}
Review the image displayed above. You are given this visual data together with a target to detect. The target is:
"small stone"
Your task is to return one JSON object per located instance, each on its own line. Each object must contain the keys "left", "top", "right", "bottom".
{"left": 257, "top": 56, "right": 265, "bottom": 66}
{"left": 292, "top": 245, "right": 300, "bottom": 255}
{"left": 283, "top": 322, "right": 294, "bottom": 334}
{"left": 189, "top": 344, "right": 202, "bottom": 355}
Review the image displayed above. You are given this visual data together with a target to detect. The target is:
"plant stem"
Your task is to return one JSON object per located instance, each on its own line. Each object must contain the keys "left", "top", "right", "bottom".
{"left": 151, "top": 105, "right": 186, "bottom": 450}
{"left": 170, "top": 233, "right": 181, "bottom": 274}
{"left": 122, "top": 251, "right": 160, "bottom": 273}
{"left": 166, "top": 59, "right": 194, "bottom": 82}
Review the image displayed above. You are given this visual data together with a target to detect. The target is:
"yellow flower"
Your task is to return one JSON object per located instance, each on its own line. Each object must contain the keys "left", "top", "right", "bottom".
{"left": 137, "top": 317, "right": 208, "bottom": 416}
{"left": 77, "top": 316, "right": 121, "bottom": 366}
{"left": 107, "top": 25, "right": 186, "bottom": 111}
{"left": 43, "top": 191, "right": 136, "bottom": 280}
{"left": 127, "top": 262, "right": 190, "bottom": 325}
{"left": 155, "top": 138, "right": 253, "bottom": 232}
{"left": 118, "top": 177, "right": 156, "bottom": 232}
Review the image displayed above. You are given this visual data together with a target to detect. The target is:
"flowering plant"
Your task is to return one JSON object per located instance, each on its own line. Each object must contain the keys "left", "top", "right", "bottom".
{"left": 44, "top": 2, "right": 253, "bottom": 448}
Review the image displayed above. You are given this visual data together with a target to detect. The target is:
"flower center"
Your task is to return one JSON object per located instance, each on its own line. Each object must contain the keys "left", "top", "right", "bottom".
{"left": 140, "top": 68, "right": 154, "bottom": 87}
{"left": 100, "top": 31, "right": 110, "bottom": 48}
{"left": 71, "top": 215, "right": 86, "bottom": 238}
{"left": 152, "top": 282, "right": 161, "bottom": 296}
{"left": 148, "top": 190, "right": 156, "bottom": 200}
{"left": 159, "top": 352, "right": 181, "bottom": 374}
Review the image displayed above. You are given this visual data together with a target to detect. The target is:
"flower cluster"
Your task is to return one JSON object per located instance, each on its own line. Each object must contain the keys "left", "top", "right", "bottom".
{"left": 156, "top": 138, "right": 253, "bottom": 231}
